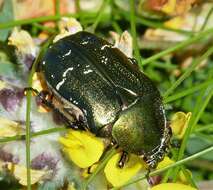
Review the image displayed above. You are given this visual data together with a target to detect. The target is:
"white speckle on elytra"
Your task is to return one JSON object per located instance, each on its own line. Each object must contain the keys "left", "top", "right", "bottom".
{"left": 81, "top": 41, "right": 88, "bottom": 45}
{"left": 101, "top": 44, "right": 111, "bottom": 50}
{"left": 56, "top": 78, "right": 66, "bottom": 90}
{"left": 83, "top": 69, "right": 93, "bottom": 74}
{"left": 62, "top": 67, "right": 74, "bottom": 77}
{"left": 42, "top": 61, "right": 46, "bottom": 65}
{"left": 62, "top": 49, "right": 72, "bottom": 57}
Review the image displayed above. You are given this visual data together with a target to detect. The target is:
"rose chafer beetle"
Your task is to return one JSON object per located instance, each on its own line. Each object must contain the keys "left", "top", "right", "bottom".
{"left": 37, "top": 31, "right": 171, "bottom": 168}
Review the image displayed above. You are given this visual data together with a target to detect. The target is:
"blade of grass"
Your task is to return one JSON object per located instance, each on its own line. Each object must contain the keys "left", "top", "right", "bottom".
{"left": 130, "top": 0, "right": 142, "bottom": 67}
{"left": 25, "top": 36, "right": 55, "bottom": 190}
{"left": 163, "top": 46, "right": 213, "bottom": 99}
{"left": 163, "top": 78, "right": 213, "bottom": 103}
{"left": 195, "top": 123, "right": 213, "bottom": 132}
{"left": 112, "top": 146, "right": 213, "bottom": 189}
{"left": 32, "top": 23, "right": 56, "bottom": 34}
{"left": 137, "top": 16, "right": 194, "bottom": 36}
{"left": 200, "top": 6, "right": 213, "bottom": 31}
{"left": 0, "top": 12, "right": 98, "bottom": 29}
{"left": 172, "top": 84, "right": 213, "bottom": 181}
{"left": 0, "top": 126, "right": 67, "bottom": 144}
{"left": 142, "top": 27, "right": 213, "bottom": 65}
{"left": 82, "top": 147, "right": 117, "bottom": 190}
{"left": 181, "top": 166, "right": 198, "bottom": 188}
{"left": 117, "top": 8, "right": 194, "bottom": 36}
{"left": 87, "top": 0, "right": 110, "bottom": 32}
{"left": 55, "top": 0, "right": 60, "bottom": 17}
{"left": 150, "top": 61, "right": 177, "bottom": 70}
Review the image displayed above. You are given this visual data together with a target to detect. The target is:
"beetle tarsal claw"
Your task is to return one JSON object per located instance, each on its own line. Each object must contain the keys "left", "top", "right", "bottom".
{"left": 118, "top": 152, "right": 128, "bottom": 168}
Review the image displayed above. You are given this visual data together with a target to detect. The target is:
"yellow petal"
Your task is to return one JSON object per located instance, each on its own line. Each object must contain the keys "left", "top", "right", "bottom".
{"left": 7, "top": 163, "right": 47, "bottom": 186}
{"left": 171, "top": 112, "right": 192, "bottom": 139}
{"left": 178, "top": 169, "right": 192, "bottom": 184}
{"left": 0, "top": 80, "right": 6, "bottom": 90}
{"left": 8, "top": 27, "right": 36, "bottom": 56}
{"left": 59, "top": 129, "right": 104, "bottom": 168}
{"left": 0, "top": 117, "right": 24, "bottom": 137}
{"left": 104, "top": 153, "right": 144, "bottom": 187}
{"left": 164, "top": 16, "right": 184, "bottom": 29}
{"left": 32, "top": 72, "right": 43, "bottom": 93}
{"left": 162, "top": 0, "right": 176, "bottom": 14}
{"left": 157, "top": 156, "right": 174, "bottom": 169}
{"left": 150, "top": 183, "right": 198, "bottom": 190}
{"left": 54, "top": 17, "right": 83, "bottom": 42}
{"left": 67, "top": 182, "right": 77, "bottom": 190}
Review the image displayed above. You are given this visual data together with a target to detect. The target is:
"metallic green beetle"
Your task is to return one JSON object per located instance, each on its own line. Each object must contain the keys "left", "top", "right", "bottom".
{"left": 40, "top": 31, "right": 171, "bottom": 168}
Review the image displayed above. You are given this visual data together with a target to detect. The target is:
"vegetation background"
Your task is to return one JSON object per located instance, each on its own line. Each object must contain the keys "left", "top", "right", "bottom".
{"left": 0, "top": 0, "right": 212, "bottom": 190}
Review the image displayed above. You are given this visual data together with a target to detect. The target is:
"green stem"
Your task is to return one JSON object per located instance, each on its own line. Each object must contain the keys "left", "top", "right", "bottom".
{"left": 150, "top": 61, "right": 177, "bottom": 70}
{"left": 32, "top": 23, "right": 56, "bottom": 34}
{"left": 200, "top": 6, "right": 213, "bottom": 31}
{"left": 82, "top": 147, "right": 117, "bottom": 190}
{"left": 142, "top": 27, "right": 213, "bottom": 65}
{"left": 0, "top": 127, "right": 67, "bottom": 144}
{"left": 137, "top": 16, "right": 194, "bottom": 36}
{"left": 55, "top": 0, "right": 60, "bottom": 17}
{"left": 172, "top": 85, "right": 213, "bottom": 181}
{"left": 117, "top": 8, "right": 194, "bottom": 36}
{"left": 0, "top": 12, "right": 92, "bottom": 29}
{"left": 178, "top": 86, "right": 213, "bottom": 159}
{"left": 163, "top": 46, "right": 213, "bottom": 99}
{"left": 130, "top": 0, "right": 142, "bottom": 67}
{"left": 89, "top": 0, "right": 110, "bottom": 32}
{"left": 25, "top": 36, "right": 55, "bottom": 190}
{"left": 112, "top": 146, "right": 213, "bottom": 189}
{"left": 195, "top": 123, "right": 213, "bottom": 132}
{"left": 163, "top": 79, "right": 213, "bottom": 103}
{"left": 181, "top": 166, "right": 198, "bottom": 188}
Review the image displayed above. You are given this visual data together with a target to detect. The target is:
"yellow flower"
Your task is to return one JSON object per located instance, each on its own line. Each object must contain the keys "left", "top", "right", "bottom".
{"left": 150, "top": 183, "right": 198, "bottom": 190}
{"left": 0, "top": 117, "right": 24, "bottom": 137}
{"left": 8, "top": 27, "right": 36, "bottom": 56}
{"left": 161, "top": 0, "right": 176, "bottom": 14}
{"left": 104, "top": 153, "right": 144, "bottom": 187}
{"left": 53, "top": 17, "right": 83, "bottom": 42}
{"left": 59, "top": 129, "right": 104, "bottom": 168}
{"left": 0, "top": 161, "right": 47, "bottom": 186}
{"left": 157, "top": 156, "right": 193, "bottom": 184}
{"left": 171, "top": 112, "right": 191, "bottom": 139}
{"left": 157, "top": 156, "right": 174, "bottom": 169}
{"left": 67, "top": 182, "right": 77, "bottom": 190}
{"left": 0, "top": 80, "right": 6, "bottom": 90}
{"left": 178, "top": 169, "right": 192, "bottom": 184}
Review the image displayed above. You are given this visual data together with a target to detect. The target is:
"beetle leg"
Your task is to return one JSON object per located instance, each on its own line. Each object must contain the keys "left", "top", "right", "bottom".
{"left": 24, "top": 87, "right": 54, "bottom": 109}
{"left": 145, "top": 168, "right": 151, "bottom": 181}
{"left": 118, "top": 151, "right": 129, "bottom": 168}
{"left": 24, "top": 87, "right": 39, "bottom": 96}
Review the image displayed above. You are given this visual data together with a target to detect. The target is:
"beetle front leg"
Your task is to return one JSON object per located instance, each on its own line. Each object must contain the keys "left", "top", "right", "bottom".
{"left": 24, "top": 87, "right": 54, "bottom": 109}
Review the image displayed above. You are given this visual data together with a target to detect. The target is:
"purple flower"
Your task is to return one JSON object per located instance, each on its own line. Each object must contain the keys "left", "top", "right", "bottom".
{"left": 0, "top": 88, "right": 24, "bottom": 111}
{"left": 31, "top": 152, "right": 59, "bottom": 171}
{"left": 0, "top": 148, "right": 19, "bottom": 163}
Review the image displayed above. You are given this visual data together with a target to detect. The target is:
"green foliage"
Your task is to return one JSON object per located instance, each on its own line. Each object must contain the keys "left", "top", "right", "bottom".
{"left": 0, "top": 0, "right": 14, "bottom": 41}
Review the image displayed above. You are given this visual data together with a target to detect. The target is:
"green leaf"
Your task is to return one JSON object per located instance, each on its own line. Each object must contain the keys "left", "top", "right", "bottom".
{"left": 0, "top": 0, "right": 14, "bottom": 41}
{"left": 187, "top": 136, "right": 213, "bottom": 161}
